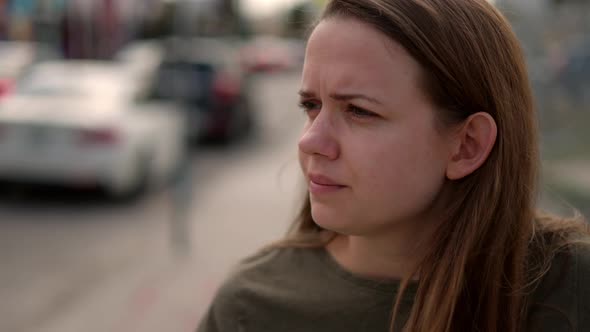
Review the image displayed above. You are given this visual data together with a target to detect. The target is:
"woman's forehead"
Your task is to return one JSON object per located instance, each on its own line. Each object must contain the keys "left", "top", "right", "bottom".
{"left": 302, "top": 18, "right": 423, "bottom": 97}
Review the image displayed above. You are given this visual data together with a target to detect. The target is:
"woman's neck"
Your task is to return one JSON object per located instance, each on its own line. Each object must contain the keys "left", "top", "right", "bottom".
{"left": 325, "top": 222, "right": 435, "bottom": 281}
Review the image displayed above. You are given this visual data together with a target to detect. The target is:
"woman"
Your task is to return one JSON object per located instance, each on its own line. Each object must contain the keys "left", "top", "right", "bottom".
{"left": 197, "top": 0, "right": 590, "bottom": 331}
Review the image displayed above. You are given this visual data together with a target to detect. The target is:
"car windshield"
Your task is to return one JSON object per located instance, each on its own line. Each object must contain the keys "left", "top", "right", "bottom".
{"left": 149, "top": 62, "right": 215, "bottom": 101}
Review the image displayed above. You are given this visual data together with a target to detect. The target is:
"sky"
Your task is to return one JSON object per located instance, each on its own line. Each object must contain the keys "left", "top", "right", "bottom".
{"left": 240, "top": 0, "right": 307, "bottom": 19}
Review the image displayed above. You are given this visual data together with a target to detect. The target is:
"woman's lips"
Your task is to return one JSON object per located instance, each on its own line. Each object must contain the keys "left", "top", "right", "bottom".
{"left": 308, "top": 174, "right": 347, "bottom": 195}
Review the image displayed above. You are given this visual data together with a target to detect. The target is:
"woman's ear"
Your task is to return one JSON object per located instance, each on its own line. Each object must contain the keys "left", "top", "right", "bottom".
{"left": 446, "top": 112, "right": 497, "bottom": 180}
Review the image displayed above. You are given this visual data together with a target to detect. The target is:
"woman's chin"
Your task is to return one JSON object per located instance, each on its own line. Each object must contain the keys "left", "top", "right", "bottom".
{"left": 311, "top": 208, "right": 358, "bottom": 235}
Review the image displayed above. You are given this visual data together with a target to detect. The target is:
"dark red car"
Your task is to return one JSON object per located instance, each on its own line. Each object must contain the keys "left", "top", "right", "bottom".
{"left": 148, "top": 38, "right": 254, "bottom": 143}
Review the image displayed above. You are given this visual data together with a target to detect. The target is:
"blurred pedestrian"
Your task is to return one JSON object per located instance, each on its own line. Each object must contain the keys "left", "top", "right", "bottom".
{"left": 169, "top": 137, "right": 194, "bottom": 259}
{"left": 197, "top": 1, "right": 590, "bottom": 332}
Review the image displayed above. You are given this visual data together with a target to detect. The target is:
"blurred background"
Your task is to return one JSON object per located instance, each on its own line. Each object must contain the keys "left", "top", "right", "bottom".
{"left": 0, "top": 0, "right": 587, "bottom": 331}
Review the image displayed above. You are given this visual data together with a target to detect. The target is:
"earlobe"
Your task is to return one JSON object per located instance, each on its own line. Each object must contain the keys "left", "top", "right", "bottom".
{"left": 446, "top": 112, "right": 497, "bottom": 180}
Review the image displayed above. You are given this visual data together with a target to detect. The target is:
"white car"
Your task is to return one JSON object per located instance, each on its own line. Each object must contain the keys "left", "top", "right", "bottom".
{"left": 115, "top": 40, "right": 164, "bottom": 87}
{"left": 0, "top": 61, "right": 187, "bottom": 199}
{"left": 0, "top": 42, "right": 36, "bottom": 100}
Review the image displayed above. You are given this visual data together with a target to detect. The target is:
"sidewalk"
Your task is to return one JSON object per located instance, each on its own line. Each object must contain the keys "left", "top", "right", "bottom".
{"left": 33, "top": 113, "right": 304, "bottom": 332}
{"left": 34, "top": 258, "right": 222, "bottom": 332}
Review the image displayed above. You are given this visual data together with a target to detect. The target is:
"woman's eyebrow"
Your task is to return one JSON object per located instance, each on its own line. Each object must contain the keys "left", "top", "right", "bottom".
{"left": 329, "top": 93, "right": 383, "bottom": 105}
{"left": 298, "top": 90, "right": 315, "bottom": 98}
{"left": 298, "top": 90, "right": 383, "bottom": 105}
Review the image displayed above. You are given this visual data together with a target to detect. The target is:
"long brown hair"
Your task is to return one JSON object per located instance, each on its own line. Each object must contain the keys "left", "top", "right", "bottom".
{"left": 273, "top": 0, "right": 589, "bottom": 331}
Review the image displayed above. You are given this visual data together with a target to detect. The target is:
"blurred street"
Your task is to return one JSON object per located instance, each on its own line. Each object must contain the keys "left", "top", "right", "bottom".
{"left": 0, "top": 1, "right": 588, "bottom": 331}
{"left": 0, "top": 72, "right": 305, "bottom": 332}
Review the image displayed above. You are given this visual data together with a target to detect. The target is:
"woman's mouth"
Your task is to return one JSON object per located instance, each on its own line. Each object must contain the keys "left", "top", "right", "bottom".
{"left": 308, "top": 174, "right": 347, "bottom": 195}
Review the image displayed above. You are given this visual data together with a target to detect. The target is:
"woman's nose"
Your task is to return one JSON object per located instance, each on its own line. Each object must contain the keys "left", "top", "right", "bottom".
{"left": 298, "top": 111, "right": 340, "bottom": 160}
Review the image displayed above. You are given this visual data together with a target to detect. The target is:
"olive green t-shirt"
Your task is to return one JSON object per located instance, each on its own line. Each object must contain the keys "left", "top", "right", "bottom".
{"left": 196, "top": 245, "right": 590, "bottom": 332}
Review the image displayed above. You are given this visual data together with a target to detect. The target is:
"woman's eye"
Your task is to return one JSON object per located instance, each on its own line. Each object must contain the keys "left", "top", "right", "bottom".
{"left": 346, "top": 105, "right": 376, "bottom": 118}
{"left": 298, "top": 100, "right": 321, "bottom": 113}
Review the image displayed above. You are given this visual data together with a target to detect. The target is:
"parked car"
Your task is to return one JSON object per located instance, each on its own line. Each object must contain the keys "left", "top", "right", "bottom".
{"left": 239, "top": 36, "right": 305, "bottom": 74}
{"left": 115, "top": 40, "right": 164, "bottom": 87}
{"left": 0, "top": 60, "right": 186, "bottom": 199}
{"left": 148, "top": 38, "right": 253, "bottom": 143}
{"left": 0, "top": 42, "right": 36, "bottom": 101}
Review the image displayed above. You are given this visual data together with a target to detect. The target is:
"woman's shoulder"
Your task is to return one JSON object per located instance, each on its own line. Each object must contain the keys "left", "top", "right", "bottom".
{"left": 196, "top": 247, "right": 325, "bottom": 332}
{"left": 528, "top": 238, "right": 590, "bottom": 331}
{"left": 210, "top": 246, "right": 324, "bottom": 303}
{"left": 232, "top": 246, "right": 324, "bottom": 283}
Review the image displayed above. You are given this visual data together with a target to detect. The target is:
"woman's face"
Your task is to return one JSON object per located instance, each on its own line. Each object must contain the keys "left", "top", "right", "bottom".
{"left": 298, "top": 17, "right": 454, "bottom": 236}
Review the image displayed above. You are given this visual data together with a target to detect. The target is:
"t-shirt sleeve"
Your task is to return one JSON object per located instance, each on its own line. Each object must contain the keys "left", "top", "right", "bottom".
{"left": 195, "top": 305, "right": 222, "bottom": 332}
{"left": 195, "top": 278, "right": 244, "bottom": 332}
{"left": 577, "top": 244, "right": 590, "bottom": 331}
{"left": 528, "top": 242, "right": 590, "bottom": 332}
{"left": 195, "top": 249, "right": 286, "bottom": 332}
